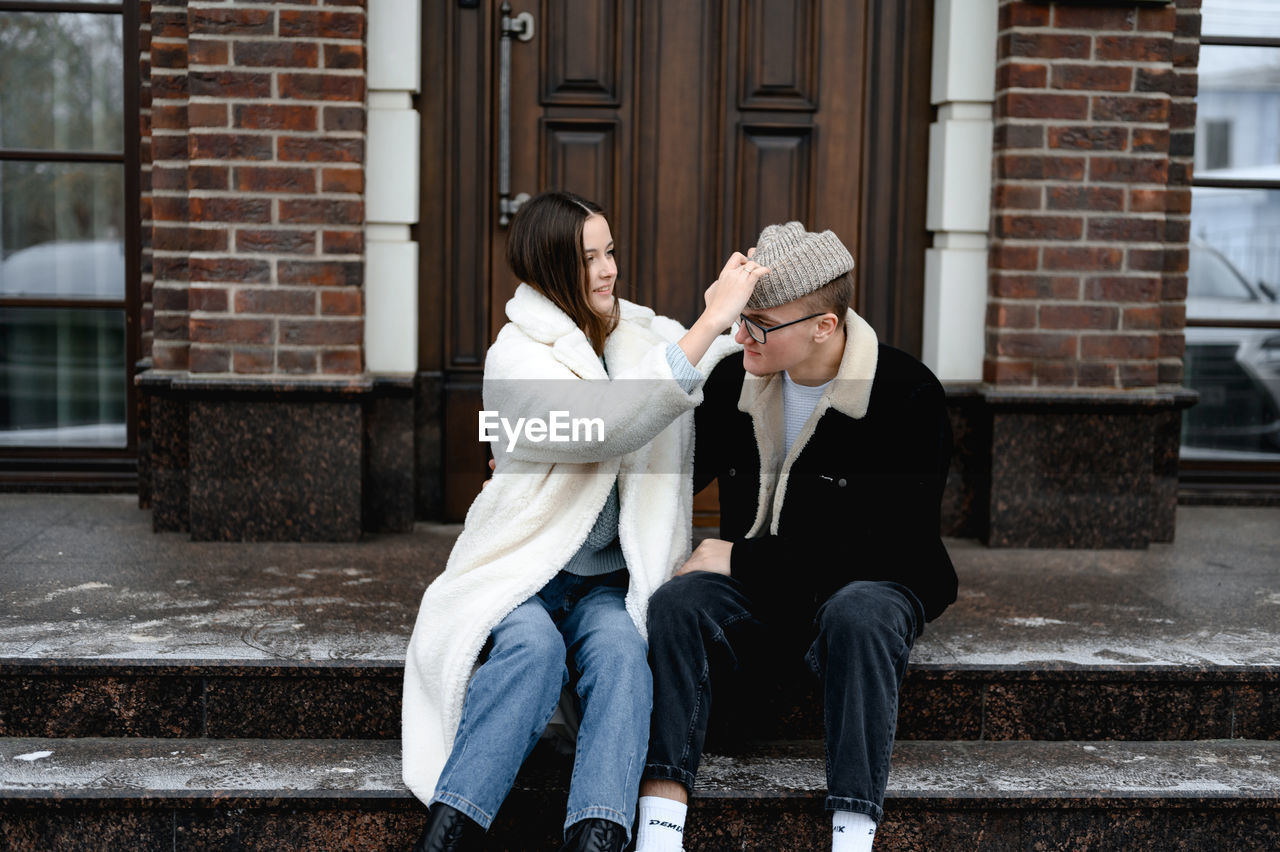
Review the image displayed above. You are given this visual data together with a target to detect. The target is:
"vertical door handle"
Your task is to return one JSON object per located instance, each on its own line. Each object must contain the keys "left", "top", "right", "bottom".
{"left": 498, "top": 2, "right": 534, "bottom": 226}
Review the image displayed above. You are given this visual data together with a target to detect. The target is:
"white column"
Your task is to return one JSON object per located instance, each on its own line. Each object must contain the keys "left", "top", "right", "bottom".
{"left": 364, "top": 0, "right": 421, "bottom": 375}
{"left": 923, "top": 0, "right": 998, "bottom": 382}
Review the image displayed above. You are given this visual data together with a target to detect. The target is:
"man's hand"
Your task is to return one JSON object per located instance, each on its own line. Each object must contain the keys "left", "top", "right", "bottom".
{"left": 676, "top": 538, "right": 733, "bottom": 577}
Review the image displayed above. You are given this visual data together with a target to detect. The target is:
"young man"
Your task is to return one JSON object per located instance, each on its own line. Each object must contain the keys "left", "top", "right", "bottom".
{"left": 635, "top": 222, "right": 958, "bottom": 852}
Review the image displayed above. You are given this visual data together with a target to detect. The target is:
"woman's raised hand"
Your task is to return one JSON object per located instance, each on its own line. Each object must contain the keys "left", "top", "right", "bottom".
{"left": 702, "top": 252, "right": 770, "bottom": 330}
{"left": 676, "top": 251, "right": 769, "bottom": 368}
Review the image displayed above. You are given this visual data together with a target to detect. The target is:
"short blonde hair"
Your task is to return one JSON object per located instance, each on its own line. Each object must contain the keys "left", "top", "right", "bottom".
{"left": 798, "top": 272, "right": 854, "bottom": 327}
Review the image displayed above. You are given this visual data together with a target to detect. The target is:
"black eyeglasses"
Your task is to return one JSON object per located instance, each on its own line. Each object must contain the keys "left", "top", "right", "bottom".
{"left": 738, "top": 312, "right": 824, "bottom": 344}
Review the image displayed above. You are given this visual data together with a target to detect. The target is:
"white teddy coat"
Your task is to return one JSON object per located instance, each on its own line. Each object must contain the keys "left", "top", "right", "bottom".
{"left": 401, "top": 283, "right": 738, "bottom": 804}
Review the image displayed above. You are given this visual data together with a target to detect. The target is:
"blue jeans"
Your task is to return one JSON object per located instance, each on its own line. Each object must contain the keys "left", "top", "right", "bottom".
{"left": 643, "top": 573, "right": 923, "bottom": 822}
{"left": 431, "top": 569, "right": 652, "bottom": 842}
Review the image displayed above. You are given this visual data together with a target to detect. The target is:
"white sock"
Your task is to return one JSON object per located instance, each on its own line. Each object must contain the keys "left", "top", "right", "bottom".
{"left": 832, "top": 810, "right": 876, "bottom": 852}
{"left": 635, "top": 796, "right": 687, "bottom": 852}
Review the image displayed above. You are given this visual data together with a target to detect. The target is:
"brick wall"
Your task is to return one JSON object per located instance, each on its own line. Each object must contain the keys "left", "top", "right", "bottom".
{"left": 139, "top": 2, "right": 154, "bottom": 364}
{"left": 143, "top": 0, "right": 367, "bottom": 376}
{"left": 149, "top": 0, "right": 190, "bottom": 372}
{"left": 1164, "top": 0, "right": 1200, "bottom": 385}
{"left": 987, "top": 0, "right": 1200, "bottom": 389}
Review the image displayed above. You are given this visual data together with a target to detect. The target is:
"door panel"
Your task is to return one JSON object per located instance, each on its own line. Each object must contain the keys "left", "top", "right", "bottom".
{"left": 739, "top": 0, "right": 819, "bottom": 111}
{"left": 719, "top": 0, "right": 865, "bottom": 300}
{"left": 541, "top": 0, "right": 623, "bottom": 105}
{"left": 422, "top": 0, "right": 931, "bottom": 521}
{"left": 444, "top": 2, "right": 493, "bottom": 372}
{"left": 735, "top": 125, "right": 814, "bottom": 250}
{"left": 632, "top": 0, "right": 724, "bottom": 319}
{"left": 540, "top": 119, "right": 621, "bottom": 216}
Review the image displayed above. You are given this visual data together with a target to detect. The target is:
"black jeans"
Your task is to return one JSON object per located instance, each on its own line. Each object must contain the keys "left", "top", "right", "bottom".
{"left": 642, "top": 571, "right": 923, "bottom": 822}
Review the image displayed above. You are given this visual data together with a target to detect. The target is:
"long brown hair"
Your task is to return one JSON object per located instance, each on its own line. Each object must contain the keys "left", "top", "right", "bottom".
{"left": 506, "top": 190, "right": 620, "bottom": 354}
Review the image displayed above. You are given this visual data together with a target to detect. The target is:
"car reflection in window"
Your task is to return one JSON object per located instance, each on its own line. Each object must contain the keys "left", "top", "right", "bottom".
{"left": 0, "top": 239, "right": 127, "bottom": 447}
{"left": 1183, "top": 241, "right": 1280, "bottom": 458}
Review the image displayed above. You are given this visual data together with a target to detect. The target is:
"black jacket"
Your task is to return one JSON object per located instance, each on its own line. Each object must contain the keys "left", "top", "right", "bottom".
{"left": 694, "top": 330, "right": 958, "bottom": 624}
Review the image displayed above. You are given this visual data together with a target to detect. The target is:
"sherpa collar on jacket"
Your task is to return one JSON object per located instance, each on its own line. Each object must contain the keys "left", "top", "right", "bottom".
{"left": 506, "top": 282, "right": 660, "bottom": 382}
{"left": 735, "top": 308, "right": 879, "bottom": 536}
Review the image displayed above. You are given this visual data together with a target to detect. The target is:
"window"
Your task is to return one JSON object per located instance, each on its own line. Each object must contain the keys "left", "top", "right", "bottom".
{"left": 0, "top": 1, "right": 138, "bottom": 483}
{"left": 1204, "top": 120, "right": 1232, "bottom": 171}
{"left": 1182, "top": 1, "right": 1280, "bottom": 492}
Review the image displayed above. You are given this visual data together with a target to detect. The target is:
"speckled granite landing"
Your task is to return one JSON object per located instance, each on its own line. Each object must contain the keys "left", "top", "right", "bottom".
{"left": 2, "top": 496, "right": 1279, "bottom": 744}
{"left": 3, "top": 737, "right": 1278, "bottom": 803}
{"left": 2, "top": 496, "right": 1277, "bottom": 671}
{"left": 0, "top": 738, "right": 403, "bottom": 801}
{"left": 0, "top": 495, "right": 456, "bottom": 666}
{"left": 2, "top": 738, "right": 1277, "bottom": 851}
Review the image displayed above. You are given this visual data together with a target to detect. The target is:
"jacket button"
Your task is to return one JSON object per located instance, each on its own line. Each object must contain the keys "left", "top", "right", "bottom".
{"left": 728, "top": 468, "right": 736, "bottom": 477}
{"left": 837, "top": 478, "right": 847, "bottom": 488}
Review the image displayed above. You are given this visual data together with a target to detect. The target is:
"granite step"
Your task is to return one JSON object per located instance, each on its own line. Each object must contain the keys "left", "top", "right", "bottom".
{"left": 2, "top": 737, "right": 1278, "bottom": 851}
{"left": 2, "top": 657, "right": 1276, "bottom": 743}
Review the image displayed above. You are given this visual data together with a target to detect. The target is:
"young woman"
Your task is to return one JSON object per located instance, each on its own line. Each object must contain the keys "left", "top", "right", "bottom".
{"left": 403, "top": 190, "right": 768, "bottom": 852}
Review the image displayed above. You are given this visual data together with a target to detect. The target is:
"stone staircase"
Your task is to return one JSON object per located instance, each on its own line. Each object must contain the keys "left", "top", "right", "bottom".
{"left": 1, "top": 495, "right": 1277, "bottom": 850}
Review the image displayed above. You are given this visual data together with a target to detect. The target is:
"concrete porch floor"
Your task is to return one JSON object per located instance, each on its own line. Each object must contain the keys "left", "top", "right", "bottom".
{"left": 0, "top": 494, "right": 1277, "bottom": 671}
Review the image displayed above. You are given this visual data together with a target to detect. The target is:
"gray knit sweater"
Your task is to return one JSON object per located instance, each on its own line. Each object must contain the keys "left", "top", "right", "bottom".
{"left": 561, "top": 343, "right": 702, "bottom": 576}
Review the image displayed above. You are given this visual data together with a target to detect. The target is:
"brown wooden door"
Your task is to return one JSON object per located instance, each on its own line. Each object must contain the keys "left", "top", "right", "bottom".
{"left": 420, "top": 0, "right": 932, "bottom": 521}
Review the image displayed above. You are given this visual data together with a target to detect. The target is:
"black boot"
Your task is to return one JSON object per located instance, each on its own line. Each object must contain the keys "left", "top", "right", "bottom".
{"left": 558, "top": 818, "right": 627, "bottom": 852}
{"left": 411, "top": 803, "right": 485, "bottom": 852}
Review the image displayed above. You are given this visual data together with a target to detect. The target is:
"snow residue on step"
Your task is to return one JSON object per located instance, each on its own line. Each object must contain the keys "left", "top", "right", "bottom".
{"left": 13, "top": 751, "right": 53, "bottom": 762}
{"left": 697, "top": 754, "right": 827, "bottom": 793}
{"left": 43, "top": 582, "right": 111, "bottom": 602}
{"left": 886, "top": 741, "right": 1280, "bottom": 797}
{"left": 1000, "top": 617, "right": 1068, "bottom": 628}
{"left": 694, "top": 741, "right": 1280, "bottom": 799}
{"left": 914, "top": 628, "right": 1280, "bottom": 668}
{"left": 0, "top": 569, "right": 415, "bottom": 663}
{"left": 0, "top": 613, "right": 408, "bottom": 662}
{"left": 0, "top": 740, "right": 406, "bottom": 795}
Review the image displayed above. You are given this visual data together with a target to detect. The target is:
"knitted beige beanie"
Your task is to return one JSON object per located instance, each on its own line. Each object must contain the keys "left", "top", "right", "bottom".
{"left": 746, "top": 221, "right": 855, "bottom": 310}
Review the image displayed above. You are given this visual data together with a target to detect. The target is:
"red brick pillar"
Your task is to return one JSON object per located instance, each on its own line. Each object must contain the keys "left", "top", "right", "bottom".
{"left": 136, "top": 2, "right": 382, "bottom": 541}
{"left": 1162, "top": 0, "right": 1201, "bottom": 388}
{"left": 989, "top": 0, "right": 1188, "bottom": 389}
{"left": 1152, "top": 0, "right": 1203, "bottom": 540}
{"left": 148, "top": 0, "right": 192, "bottom": 374}
{"left": 181, "top": 2, "right": 366, "bottom": 376}
{"left": 140, "top": 0, "right": 196, "bottom": 531}
{"left": 139, "top": 1, "right": 155, "bottom": 368}
{"left": 137, "top": 1, "right": 155, "bottom": 509}
{"left": 142, "top": 1, "right": 366, "bottom": 376}
{"left": 981, "top": 0, "right": 1198, "bottom": 547}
